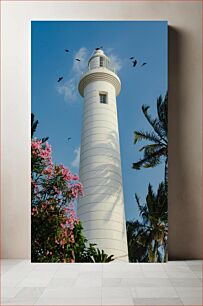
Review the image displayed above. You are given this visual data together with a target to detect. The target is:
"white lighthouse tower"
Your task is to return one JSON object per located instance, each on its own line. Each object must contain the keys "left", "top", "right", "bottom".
{"left": 78, "top": 49, "right": 128, "bottom": 262}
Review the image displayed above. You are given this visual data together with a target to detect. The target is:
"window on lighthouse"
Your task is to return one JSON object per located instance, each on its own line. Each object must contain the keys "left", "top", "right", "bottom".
{"left": 100, "top": 57, "right": 104, "bottom": 67}
{"left": 99, "top": 93, "right": 107, "bottom": 104}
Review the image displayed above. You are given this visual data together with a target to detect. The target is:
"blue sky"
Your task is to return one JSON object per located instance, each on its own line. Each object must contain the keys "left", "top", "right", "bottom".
{"left": 31, "top": 21, "right": 168, "bottom": 221}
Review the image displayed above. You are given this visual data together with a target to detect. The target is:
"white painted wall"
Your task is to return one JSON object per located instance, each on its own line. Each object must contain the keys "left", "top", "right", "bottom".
{"left": 78, "top": 53, "right": 129, "bottom": 261}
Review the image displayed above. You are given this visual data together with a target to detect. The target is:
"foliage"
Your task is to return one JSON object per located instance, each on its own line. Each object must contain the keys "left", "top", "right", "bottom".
{"left": 31, "top": 113, "right": 39, "bottom": 139}
{"left": 126, "top": 220, "right": 149, "bottom": 262}
{"left": 127, "top": 183, "right": 168, "bottom": 262}
{"left": 31, "top": 137, "right": 83, "bottom": 263}
{"left": 76, "top": 243, "right": 114, "bottom": 263}
{"left": 91, "top": 248, "right": 114, "bottom": 263}
{"left": 84, "top": 244, "right": 115, "bottom": 263}
{"left": 31, "top": 113, "right": 48, "bottom": 143}
{"left": 133, "top": 93, "right": 168, "bottom": 187}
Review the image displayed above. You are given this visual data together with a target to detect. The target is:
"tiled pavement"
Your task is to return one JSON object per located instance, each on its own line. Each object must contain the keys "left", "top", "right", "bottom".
{"left": 1, "top": 260, "right": 202, "bottom": 305}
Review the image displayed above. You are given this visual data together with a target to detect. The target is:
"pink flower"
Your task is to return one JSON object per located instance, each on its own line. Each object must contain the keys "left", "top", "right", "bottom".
{"left": 70, "top": 234, "right": 75, "bottom": 243}
{"left": 31, "top": 139, "right": 42, "bottom": 150}
{"left": 53, "top": 186, "right": 58, "bottom": 193}
{"left": 31, "top": 139, "right": 53, "bottom": 167}
{"left": 60, "top": 240, "right": 65, "bottom": 245}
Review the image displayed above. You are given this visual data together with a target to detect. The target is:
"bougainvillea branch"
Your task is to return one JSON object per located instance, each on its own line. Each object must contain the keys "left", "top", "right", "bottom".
{"left": 31, "top": 138, "right": 83, "bottom": 263}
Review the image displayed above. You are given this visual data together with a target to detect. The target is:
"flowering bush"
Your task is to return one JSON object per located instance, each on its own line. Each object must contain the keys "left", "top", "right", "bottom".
{"left": 31, "top": 138, "right": 83, "bottom": 263}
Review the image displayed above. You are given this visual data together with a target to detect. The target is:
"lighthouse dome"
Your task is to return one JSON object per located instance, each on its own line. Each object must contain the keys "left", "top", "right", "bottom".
{"left": 79, "top": 49, "right": 121, "bottom": 97}
{"left": 88, "top": 49, "right": 115, "bottom": 73}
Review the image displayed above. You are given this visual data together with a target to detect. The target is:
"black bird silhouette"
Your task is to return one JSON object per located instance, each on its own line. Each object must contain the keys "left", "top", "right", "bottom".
{"left": 67, "top": 137, "right": 72, "bottom": 142}
{"left": 95, "top": 46, "right": 103, "bottom": 50}
{"left": 141, "top": 62, "right": 147, "bottom": 66}
{"left": 65, "top": 49, "right": 69, "bottom": 52}
{"left": 132, "top": 60, "right": 137, "bottom": 67}
{"left": 57, "top": 77, "right": 63, "bottom": 82}
{"left": 75, "top": 58, "right": 81, "bottom": 61}
{"left": 129, "top": 57, "right": 134, "bottom": 60}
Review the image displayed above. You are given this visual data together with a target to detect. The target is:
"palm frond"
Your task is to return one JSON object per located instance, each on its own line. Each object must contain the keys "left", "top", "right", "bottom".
{"left": 157, "top": 93, "right": 168, "bottom": 136}
{"left": 31, "top": 113, "right": 39, "bottom": 138}
{"left": 146, "top": 184, "right": 157, "bottom": 219}
{"left": 139, "top": 143, "right": 162, "bottom": 152}
{"left": 134, "top": 131, "right": 164, "bottom": 145}
{"left": 132, "top": 157, "right": 160, "bottom": 170}
{"left": 42, "top": 137, "right": 49, "bottom": 143}
{"left": 142, "top": 104, "right": 167, "bottom": 142}
{"left": 132, "top": 147, "right": 166, "bottom": 170}
{"left": 133, "top": 92, "right": 168, "bottom": 184}
{"left": 143, "top": 146, "right": 167, "bottom": 159}
{"left": 135, "top": 193, "right": 142, "bottom": 210}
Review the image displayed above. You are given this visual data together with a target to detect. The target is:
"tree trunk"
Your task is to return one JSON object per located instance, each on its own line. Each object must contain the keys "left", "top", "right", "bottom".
{"left": 153, "top": 240, "right": 159, "bottom": 262}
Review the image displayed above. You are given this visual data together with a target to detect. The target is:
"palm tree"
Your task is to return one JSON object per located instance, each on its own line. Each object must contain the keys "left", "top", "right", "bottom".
{"left": 126, "top": 220, "right": 149, "bottom": 262}
{"left": 137, "top": 182, "right": 168, "bottom": 262}
{"left": 31, "top": 113, "right": 48, "bottom": 143}
{"left": 133, "top": 93, "right": 168, "bottom": 187}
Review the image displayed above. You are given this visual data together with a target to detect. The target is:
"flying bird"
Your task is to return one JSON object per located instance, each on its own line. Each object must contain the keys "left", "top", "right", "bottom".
{"left": 65, "top": 49, "right": 69, "bottom": 52}
{"left": 75, "top": 58, "right": 81, "bottom": 61}
{"left": 129, "top": 57, "right": 134, "bottom": 60}
{"left": 141, "top": 62, "right": 147, "bottom": 66}
{"left": 132, "top": 60, "right": 137, "bottom": 67}
{"left": 67, "top": 137, "right": 72, "bottom": 142}
{"left": 57, "top": 77, "right": 63, "bottom": 82}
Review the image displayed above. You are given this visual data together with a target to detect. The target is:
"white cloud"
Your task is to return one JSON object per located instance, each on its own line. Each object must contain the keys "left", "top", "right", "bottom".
{"left": 106, "top": 48, "right": 122, "bottom": 72}
{"left": 56, "top": 77, "right": 77, "bottom": 102}
{"left": 71, "top": 147, "right": 80, "bottom": 168}
{"left": 56, "top": 47, "right": 88, "bottom": 103}
{"left": 73, "top": 47, "right": 89, "bottom": 76}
